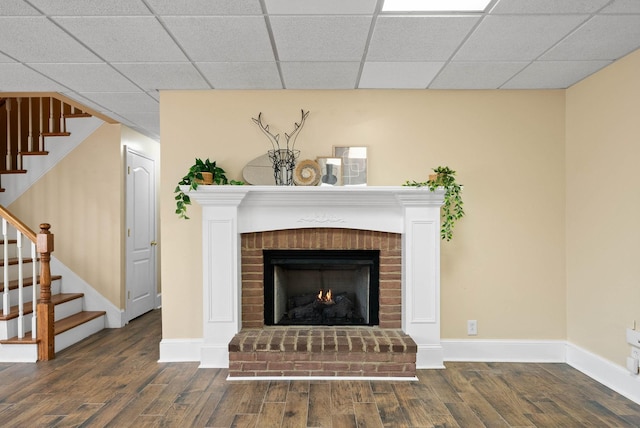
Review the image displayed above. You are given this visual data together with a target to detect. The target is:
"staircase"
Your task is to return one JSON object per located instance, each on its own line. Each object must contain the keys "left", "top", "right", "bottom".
{"left": 0, "top": 95, "right": 107, "bottom": 362}
{"left": 0, "top": 95, "right": 91, "bottom": 191}
{"left": 0, "top": 211, "right": 106, "bottom": 362}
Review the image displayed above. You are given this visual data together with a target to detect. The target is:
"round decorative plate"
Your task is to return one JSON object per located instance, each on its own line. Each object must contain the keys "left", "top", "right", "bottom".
{"left": 293, "top": 159, "right": 321, "bottom": 186}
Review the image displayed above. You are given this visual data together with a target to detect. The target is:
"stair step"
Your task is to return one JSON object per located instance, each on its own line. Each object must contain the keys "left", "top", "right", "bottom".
{"left": 0, "top": 170, "right": 27, "bottom": 175}
{"left": 0, "top": 257, "right": 35, "bottom": 267}
{"left": 20, "top": 151, "right": 49, "bottom": 156}
{"left": 0, "top": 292, "right": 81, "bottom": 320}
{"left": 55, "top": 311, "right": 106, "bottom": 335}
{"left": 41, "top": 132, "right": 71, "bottom": 137}
{"left": 65, "top": 113, "right": 91, "bottom": 118}
{"left": 0, "top": 240, "right": 18, "bottom": 245}
{"left": 0, "top": 274, "right": 62, "bottom": 293}
{"left": 0, "top": 310, "right": 106, "bottom": 344}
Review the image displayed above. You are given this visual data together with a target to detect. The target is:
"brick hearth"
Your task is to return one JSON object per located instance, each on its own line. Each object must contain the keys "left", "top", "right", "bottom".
{"left": 228, "top": 327, "right": 416, "bottom": 378}
{"left": 231, "top": 228, "right": 417, "bottom": 378}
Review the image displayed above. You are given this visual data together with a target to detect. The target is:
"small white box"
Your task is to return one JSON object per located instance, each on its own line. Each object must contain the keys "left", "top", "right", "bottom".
{"left": 626, "top": 356, "right": 639, "bottom": 374}
{"left": 626, "top": 328, "right": 640, "bottom": 348}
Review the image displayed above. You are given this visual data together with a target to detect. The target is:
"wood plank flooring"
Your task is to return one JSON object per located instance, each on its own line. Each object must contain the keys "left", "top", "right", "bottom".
{"left": 0, "top": 309, "right": 639, "bottom": 427}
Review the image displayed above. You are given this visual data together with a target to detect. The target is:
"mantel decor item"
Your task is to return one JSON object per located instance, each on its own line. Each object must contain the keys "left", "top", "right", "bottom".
{"left": 293, "top": 159, "right": 321, "bottom": 186}
{"left": 334, "top": 146, "right": 367, "bottom": 186}
{"left": 403, "top": 166, "right": 465, "bottom": 241}
{"left": 174, "top": 158, "right": 243, "bottom": 220}
{"left": 252, "top": 109, "right": 309, "bottom": 185}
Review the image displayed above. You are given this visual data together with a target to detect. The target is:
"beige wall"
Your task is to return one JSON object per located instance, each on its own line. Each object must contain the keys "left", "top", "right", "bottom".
{"left": 9, "top": 123, "right": 123, "bottom": 307}
{"left": 160, "top": 89, "right": 567, "bottom": 340}
{"left": 566, "top": 49, "right": 640, "bottom": 365}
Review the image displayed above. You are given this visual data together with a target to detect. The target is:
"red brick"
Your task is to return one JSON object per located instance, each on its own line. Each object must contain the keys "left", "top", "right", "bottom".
{"left": 294, "top": 362, "right": 323, "bottom": 371}
{"left": 268, "top": 361, "right": 294, "bottom": 371}
{"left": 243, "top": 361, "right": 268, "bottom": 371}
{"left": 322, "top": 362, "right": 350, "bottom": 371}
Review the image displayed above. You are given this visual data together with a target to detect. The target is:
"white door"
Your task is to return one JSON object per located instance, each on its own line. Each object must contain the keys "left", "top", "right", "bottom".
{"left": 126, "top": 148, "right": 157, "bottom": 321}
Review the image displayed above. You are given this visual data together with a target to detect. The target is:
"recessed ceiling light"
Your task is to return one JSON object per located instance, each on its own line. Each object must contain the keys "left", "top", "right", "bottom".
{"left": 382, "top": 0, "right": 491, "bottom": 12}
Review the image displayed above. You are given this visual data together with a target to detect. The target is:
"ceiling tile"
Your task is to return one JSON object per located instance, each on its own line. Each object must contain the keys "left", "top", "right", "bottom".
{"left": 490, "top": 0, "right": 611, "bottom": 14}
{"left": 54, "top": 17, "right": 187, "bottom": 62}
{"left": 502, "top": 60, "right": 612, "bottom": 88}
{"left": 0, "top": 63, "right": 66, "bottom": 91}
{"left": 122, "top": 112, "right": 160, "bottom": 135}
{"left": 0, "top": 17, "right": 100, "bottom": 62}
{"left": 28, "top": 63, "right": 140, "bottom": 92}
{"left": 28, "top": 0, "right": 152, "bottom": 16}
{"left": 430, "top": 61, "right": 528, "bottom": 89}
{"left": 280, "top": 62, "right": 360, "bottom": 89}
{"left": 198, "top": 62, "right": 282, "bottom": 89}
{"left": 78, "top": 92, "right": 159, "bottom": 112}
{"left": 0, "top": 52, "right": 14, "bottom": 62}
{"left": 454, "top": 15, "right": 589, "bottom": 61}
{"left": 0, "top": 0, "right": 40, "bottom": 15}
{"left": 146, "top": 0, "right": 262, "bottom": 15}
{"left": 271, "top": 16, "right": 372, "bottom": 61}
{"left": 541, "top": 15, "right": 640, "bottom": 61}
{"left": 162, "top": 17, "right": 274, "bottom": 61}
{"left": 600, "top": 0, "right": 640, "bottom": 13}
{"left": 367, "top": 16, "right": 479, "bottom": 61}
{"left": 113, "top": 63, "right": 210, "bottom": 90}
{"left": 146, "top": 91, "right": 160, "bottom": 101}
{"left": 359, "top": 62, "right": 443, "bottom": 88}
{"left": 62, "top": 91, "right": 114, "bottom": 113}
{"left": 265, "top": 0, "right": 377, "bottom": 15}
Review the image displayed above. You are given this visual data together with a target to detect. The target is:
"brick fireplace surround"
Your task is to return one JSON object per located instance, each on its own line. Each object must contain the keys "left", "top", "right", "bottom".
{"left": 185, "top": 186, "right": 444, "bottom": 379}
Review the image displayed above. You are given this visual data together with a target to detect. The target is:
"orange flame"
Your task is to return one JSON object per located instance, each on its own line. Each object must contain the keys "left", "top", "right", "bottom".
{"left": 317, "top": 289, "right": 334, "bottom": 303}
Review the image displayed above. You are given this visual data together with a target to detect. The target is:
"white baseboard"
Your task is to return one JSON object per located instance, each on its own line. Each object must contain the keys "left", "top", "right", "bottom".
{"left": 441, "top": 339, "right": 640, "bottom": 405}
{"left": 442, "top": 339, "right": 566, "bottom": 362}
{"left": 158, "top": 338, "right": 203, "bottom": 363}
{"left": 566, "top": 342, "right": 640, "bottom": 404}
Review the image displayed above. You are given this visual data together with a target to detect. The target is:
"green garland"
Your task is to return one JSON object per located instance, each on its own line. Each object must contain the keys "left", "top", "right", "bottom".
{"left": 404, "top": 166, "right": 465, "bottom": 241}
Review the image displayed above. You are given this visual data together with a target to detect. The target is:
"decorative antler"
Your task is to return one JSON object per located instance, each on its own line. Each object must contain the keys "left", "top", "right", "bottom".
{"left": 252, "top": 112, "right": 281, "bottom": 152}
{"left": 284, "top": 109, "right": 309, "bottom": 151}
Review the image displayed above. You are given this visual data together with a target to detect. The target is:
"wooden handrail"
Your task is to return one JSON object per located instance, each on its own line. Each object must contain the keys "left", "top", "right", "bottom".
{"left": 0, "top": 205, "right": 36, "bottom": 242}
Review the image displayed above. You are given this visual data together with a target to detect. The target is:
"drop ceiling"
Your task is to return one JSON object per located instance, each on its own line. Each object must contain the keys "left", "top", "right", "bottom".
{"left": 1, "top": 0, "right": 639, "bottom": 140}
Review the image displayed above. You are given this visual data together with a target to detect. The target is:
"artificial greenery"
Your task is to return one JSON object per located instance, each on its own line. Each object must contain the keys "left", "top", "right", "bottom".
{"left": 404, "top": 166, "right": 465, "bottom": 241}
{"left": 174, "top": 158, "right": 243, "bottom": 219}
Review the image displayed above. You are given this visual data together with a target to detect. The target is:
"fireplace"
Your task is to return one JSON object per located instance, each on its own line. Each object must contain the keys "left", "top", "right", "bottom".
{"left": 263, "top": 249, "right": 380, "bottom": 326}
{"left": 179, "top": 185, "right": 444, "bottom": 370}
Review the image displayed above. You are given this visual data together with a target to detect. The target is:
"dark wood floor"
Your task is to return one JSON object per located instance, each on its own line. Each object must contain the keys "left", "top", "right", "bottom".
{"left": 0, "top": 310, "right": 638, "bottom": 427}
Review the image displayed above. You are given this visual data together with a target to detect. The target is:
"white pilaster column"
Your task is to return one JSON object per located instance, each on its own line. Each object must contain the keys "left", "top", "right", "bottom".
{"left": 397, "top": 190, "right": 445, "bottom": 368}
{"left": 188, "top": 188, "right": 249, "bottom": 367}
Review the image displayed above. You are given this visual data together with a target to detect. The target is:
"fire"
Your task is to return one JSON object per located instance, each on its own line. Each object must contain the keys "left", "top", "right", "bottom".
{"left": 317, "top": 289, "right": 333, "bottom": 303}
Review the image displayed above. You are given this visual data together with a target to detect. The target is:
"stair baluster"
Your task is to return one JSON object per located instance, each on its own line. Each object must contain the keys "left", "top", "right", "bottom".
{"left": 2, "top": 219, "right": 8, "bottom": 315}
{"left": 48, "top": 97, "right": 54, "bottom": 132}
{"left": 59, "top": 99, "right": 65, "bottom": 133}
{"left": 16, "top": 98, "right": 22, "bottom": 171}
{"left": 30, "top": 240, "right": 37, "bottom": 339}
{"left": 27, "top": 98, "right": 33, "bottom": 153}
{"left": 38, "top": 97, "right": 44, "bottom": 152}
{"left": 16, "top": 231, "right": 24, "bottom": 338}
{"left": 5, "top": 99, "right": 11, "bottom": 170}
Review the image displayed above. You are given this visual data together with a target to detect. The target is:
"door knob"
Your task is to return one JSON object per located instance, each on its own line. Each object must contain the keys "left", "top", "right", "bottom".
{"left": 150, "top": 241, "right": 157, "bottom": 246}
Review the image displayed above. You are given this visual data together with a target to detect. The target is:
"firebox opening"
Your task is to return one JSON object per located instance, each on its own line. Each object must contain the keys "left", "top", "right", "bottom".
{"left": 263, "top": 250, "right": 380, "bottom": 326}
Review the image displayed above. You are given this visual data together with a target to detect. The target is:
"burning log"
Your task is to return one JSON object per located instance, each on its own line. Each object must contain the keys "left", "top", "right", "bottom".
{"left": 322, "top": 295, "right": 354, "bottom": 319}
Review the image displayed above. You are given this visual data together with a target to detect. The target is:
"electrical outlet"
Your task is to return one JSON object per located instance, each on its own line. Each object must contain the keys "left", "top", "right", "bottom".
{"left": 467, "top": 320, "right": 478, "bottom": 336}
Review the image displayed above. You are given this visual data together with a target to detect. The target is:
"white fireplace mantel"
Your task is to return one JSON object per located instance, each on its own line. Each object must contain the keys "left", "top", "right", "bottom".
{"left": 187, "top": 185, "right": 445, "bottom": 369}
